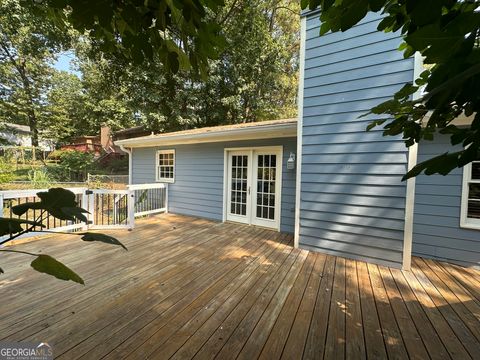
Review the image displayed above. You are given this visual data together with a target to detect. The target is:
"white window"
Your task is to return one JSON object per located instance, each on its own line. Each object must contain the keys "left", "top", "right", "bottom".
{"left": 461, "top": 161, "right": 480, "bottom": 229}
{"left": 156, "top": 150, "right": 175, "bottom": 183}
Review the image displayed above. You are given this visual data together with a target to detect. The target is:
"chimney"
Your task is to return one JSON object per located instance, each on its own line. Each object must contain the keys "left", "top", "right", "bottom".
{"left": 100, "top": 126, "right": 113, "bottom": 150}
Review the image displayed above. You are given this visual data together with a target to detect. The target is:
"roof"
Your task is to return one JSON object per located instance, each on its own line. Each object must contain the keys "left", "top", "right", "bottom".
{"left": 3, "top": 123, "right": 31, "bottom": 133}
{"left": 116, "top": 118, "right": 297, "bottom": 148}
{"left": 115, "top": 125, "right": 146, "bottom": 135}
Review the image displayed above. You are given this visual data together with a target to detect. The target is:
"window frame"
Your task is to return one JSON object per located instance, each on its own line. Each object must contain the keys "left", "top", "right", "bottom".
{"left": 156, "top": 149, "right": 175, "bottom": 183}
{"left": 460, "top": 161, "right": 480, "bottom": 229}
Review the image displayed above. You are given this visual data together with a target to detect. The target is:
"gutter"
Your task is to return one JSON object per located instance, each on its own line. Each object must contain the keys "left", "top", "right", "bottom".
{"left": 119, "top": 145, "right": 132, "bottom": 185}
{"left": 115, "top": 122, "right": 297, "bottom": 148}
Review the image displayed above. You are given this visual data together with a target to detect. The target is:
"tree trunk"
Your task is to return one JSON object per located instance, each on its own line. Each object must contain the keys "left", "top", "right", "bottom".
{"left": 27, "top": 108, "right": 39, "bottom": 146}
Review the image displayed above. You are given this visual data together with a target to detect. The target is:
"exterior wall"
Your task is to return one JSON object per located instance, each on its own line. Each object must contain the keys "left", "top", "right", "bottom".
{"left": 131, "top": 137, "right": 297, "bottom": 233}
{"left": 413, "top": 134, "right": 480, "bottom": 268}
{"left": 298, "top": 12, "right": 414, "bottom": 267}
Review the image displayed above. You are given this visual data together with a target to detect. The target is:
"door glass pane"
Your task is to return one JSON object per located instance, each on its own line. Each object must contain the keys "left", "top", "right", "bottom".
{"left": 256, "top": 154, "right": 276, "bottom": 220}
{"left": 472, "top": 162, "right": 480, "bottom": 179}
{"left": 230, "top": 155, "right": 247, "bottom": 216}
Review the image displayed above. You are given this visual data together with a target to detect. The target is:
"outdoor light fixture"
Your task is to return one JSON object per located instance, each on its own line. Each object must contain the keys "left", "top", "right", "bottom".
{"left": 287, "top": 152, "right": 296, "bottom": 170}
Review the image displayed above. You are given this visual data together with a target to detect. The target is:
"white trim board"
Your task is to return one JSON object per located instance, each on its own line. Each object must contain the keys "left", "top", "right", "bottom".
{"left": 402, "top": 52, "right": 423, "bottom": 271}
{"left": 460, "top": 161, "right": 480, "bottom": 230}
{"left": 294, "top": 16, "right": 306, "bottom": 249}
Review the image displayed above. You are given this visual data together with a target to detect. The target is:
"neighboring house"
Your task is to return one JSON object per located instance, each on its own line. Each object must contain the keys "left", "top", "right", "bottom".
{"left": 0, "top": 123, "right": 53, "bottom": 150}
{"left": 60, "top": 126, "right": 149, "bottom": 161}
{"left": 117, "top": 11, "right": 480, "bottom": 270}
{"left": 60, "top": 135, "right": 103, "bottom": 156}
{"left": 0, "top": 123, "right": 33, "bottom": 146}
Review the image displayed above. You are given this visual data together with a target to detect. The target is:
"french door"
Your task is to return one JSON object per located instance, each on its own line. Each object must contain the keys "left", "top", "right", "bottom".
{"left": 226, "top": 147, "right": 282, "bottom": 230}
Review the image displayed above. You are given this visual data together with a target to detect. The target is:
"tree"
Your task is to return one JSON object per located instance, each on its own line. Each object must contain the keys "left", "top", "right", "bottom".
{"left": 42, "top": 71, "right": 86, "bottom": 144}
{"left": 25, "top": 0, "right": 227, "bottom": 75}
{"left": 302, "top": 0, "right": 480, "bottom": 178}
{"left": 74, "top": 0, "right": 300, "bottom": 133}
{"left": 0, "top": 0, "right": 69, "bottom": 146}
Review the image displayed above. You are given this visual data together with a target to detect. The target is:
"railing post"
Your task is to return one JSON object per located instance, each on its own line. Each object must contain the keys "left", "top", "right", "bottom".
{"left": 88, "top": 190, "right": 95, "bottom": 228}
{"left": 81, "top": 189, "right": 89, "bottom": 230}
{"left": 165, "top": 184, "right": 169, "bottom": 213}
{"left": 0, "top": 194, "right": 4, "bottom": 218}
{"left": 128, "top": 189, "right": 135, "bottom": 230}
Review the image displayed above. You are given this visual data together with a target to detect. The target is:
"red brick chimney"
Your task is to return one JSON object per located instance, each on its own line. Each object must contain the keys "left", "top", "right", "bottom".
{"left": 100, "top": 126, "right": 113, "bottom": 151}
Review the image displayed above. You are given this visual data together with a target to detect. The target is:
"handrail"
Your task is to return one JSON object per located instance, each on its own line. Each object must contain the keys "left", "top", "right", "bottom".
{"left": 0, "top": 183, "right": 168, "bottom": 240}
{"left": 0, "top": 187, "right": 87, "bottom": 199}
{"left": 127, "top": 183, "right": 167, "bottom": 190}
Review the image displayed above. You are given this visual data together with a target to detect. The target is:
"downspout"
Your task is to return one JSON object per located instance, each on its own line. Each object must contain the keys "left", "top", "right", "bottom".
{"left": 119, "top": 145, "right": 133, "bottom": 185}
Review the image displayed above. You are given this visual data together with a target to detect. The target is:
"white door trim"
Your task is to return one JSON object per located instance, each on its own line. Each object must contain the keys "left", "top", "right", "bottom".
{"left": 223, "top": 146, "right": 283, "bottom": 231}
{"left": 226, "top": 150, "right": 252, "bottom": 225}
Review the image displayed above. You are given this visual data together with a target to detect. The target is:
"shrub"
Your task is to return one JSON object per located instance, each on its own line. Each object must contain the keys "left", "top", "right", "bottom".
{"left": 28, "top": 169, "right": 54, "bottom": 188}
{"left": 56, "top": 150, "right": 96, "bottom": 181}
{"left": 0, "top": 159, "right": 15, "bottom": 183}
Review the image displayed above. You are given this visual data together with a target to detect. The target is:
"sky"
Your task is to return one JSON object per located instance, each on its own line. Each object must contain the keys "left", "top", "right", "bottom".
{"left": 53, "top": 51, "right": 81, "bottom": 76}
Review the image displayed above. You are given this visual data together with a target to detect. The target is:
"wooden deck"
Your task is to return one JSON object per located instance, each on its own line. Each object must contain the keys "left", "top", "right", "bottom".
{"left": 1, "top": 214, "right": 480, "bottom": 359}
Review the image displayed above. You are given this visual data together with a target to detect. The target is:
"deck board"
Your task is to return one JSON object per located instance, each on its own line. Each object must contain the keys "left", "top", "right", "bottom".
{"left": 1, "top": 213, "right": 479, "bottom": 359}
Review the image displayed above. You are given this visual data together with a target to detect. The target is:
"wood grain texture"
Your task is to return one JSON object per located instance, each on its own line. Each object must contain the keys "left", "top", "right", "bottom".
{"left": 1, "top": 213, "right": 479, "bottom": 359}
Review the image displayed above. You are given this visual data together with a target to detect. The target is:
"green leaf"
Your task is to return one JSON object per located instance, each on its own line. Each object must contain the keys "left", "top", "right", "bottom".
{"left": 0, "top": 218, "right": 44, "bottom": 236}
{"left": 81, "top": 232, "right": 128, "bottom": 250}
{"left": 409, "top": 0, "right": 443, "bottom": 26}
{"left": 61, "top": 207, "right": 89, "bottom": 223}
{"left": 12, "top": 202, "right": 43, "bottom": 216}
{"left": 31, "top": 255, "right": 84, "bottom": 285}
{"left": 368, "top": 0, "right": 385, "bottom": 12}
{"left": 11, "top": 189, "right": 88, "bottom": 223}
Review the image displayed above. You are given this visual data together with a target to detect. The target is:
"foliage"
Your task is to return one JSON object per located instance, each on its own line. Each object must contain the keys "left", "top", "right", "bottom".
{"left": 25, "top": 0, "right": 226, "bottom": 76}
{"left": 0, "top": 188, "right": 127, "bottom": 284}
{"left": 0, "top": 159, "right": 15, "bottom": 183}
{"left": 77, "top": 0, "right": 299, "bottom": 133}
{"left": 302, "top": 0, "right": 480, "bottom": 178}
{"left": 27, "top": 169, "right": 54, "bottom": 188}
{"left": 0, "top": 0, "right": 71, "bottom": 146}
{"left": 41, "top": 71, "right": 88, "bottom": 144}
{"left": 76, "top": 54, "right": 137, "bottom": 133}
{"left": 58, "top": 149, "right": 95, "bottom": 173}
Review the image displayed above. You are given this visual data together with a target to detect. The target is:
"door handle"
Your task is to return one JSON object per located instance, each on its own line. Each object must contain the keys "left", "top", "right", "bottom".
{"left": 248, "top": 186, "right": 251, "bottom": 195}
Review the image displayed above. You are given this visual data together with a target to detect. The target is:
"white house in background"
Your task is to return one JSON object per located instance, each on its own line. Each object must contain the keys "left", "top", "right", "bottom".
{"left": 0, "top": 123, "right": 32, "bottom": 146}
{"left": 116, "top": 11, "right": 480, "bottom": 270}
{"left": 0, "top": 123, "right": 53, "bottom": 150}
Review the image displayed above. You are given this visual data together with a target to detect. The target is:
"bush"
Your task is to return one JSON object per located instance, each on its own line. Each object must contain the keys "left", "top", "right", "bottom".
{"left": 52, "top": 150, "right": 96, "bottom": 181}
{"left": 28, "top": 169, "right": 54, "bottom": 188}
{"left": 0, "top": 159, "right": 15, "bottom": 183}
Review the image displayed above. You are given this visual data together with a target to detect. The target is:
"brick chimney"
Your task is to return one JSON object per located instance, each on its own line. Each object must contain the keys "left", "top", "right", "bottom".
{"left": 100, "top": 126, "right": 113, "bottom": 150}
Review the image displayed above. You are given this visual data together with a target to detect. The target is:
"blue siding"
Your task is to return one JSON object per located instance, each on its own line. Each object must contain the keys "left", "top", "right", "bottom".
{"left": 413, "top": 134, "right": 480, "bottom": 268}
{"left": 299, "top": 13, "right": 414, "bottom": 267}
{"left": 132, "top": 138, "right": 297, "bottom": 233}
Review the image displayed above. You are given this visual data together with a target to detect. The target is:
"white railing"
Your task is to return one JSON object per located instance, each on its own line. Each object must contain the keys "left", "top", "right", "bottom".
{"left": 0, "top": 187, "right": 89, "bottom": 241}
{"left": 0, "top": 183, "right": 168, "bottom": 240}
{"left": 128, "top": 183, "right": 168, "bottom": 218}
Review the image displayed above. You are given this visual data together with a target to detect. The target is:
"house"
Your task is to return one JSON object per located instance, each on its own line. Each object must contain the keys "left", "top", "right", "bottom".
{"left": 0, "top": 123, "right": 32, "bottom": 146}
{"left": 59, "top": 125, "right": 149, "bottom": 161}
{"left": 60, "top": 135, "right": 104, "bottom": 156}
{"left": 116, "top": 11, "right": 480, "bottom": 270}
